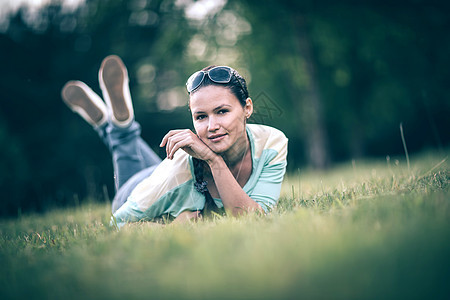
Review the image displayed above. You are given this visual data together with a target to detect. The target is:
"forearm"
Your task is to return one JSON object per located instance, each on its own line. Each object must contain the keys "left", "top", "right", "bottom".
{"left": 207, "top": 156, "right": 263, "bottom": 216}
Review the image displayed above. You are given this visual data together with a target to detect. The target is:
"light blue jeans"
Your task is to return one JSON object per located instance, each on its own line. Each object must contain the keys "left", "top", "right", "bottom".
{"left": 96, "top": 121, "right": 162, "bottom": 213}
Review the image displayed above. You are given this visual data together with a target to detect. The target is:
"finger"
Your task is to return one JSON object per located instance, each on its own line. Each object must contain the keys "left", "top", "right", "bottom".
{"left": 194, "top": 210, "right": 202, "bottom": 219}
{"left": 164, "top": 131, "right": 191, "bottom": 159}
{"left": 172, "top": 135, "right": 215, "bottom": 160}
{"left": 160, "top": 129, "right": 184, "bottom": 147}
{"left": 169, "top": 139, "right": 192, "bottom": 159}
{"left": 167, "top": 133, "right": 194, "bottom": 159}
{"left": 160, "top": 131, "right": 175, "bottom": 147}
{"left": 165, "top": 131, "right": 185, "bottom": 153}
{"left": 162, "top": 130, "right": 188, "bottom": 158}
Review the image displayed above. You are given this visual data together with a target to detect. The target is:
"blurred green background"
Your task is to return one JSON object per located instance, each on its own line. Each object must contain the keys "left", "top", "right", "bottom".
{"left": 0, "top": 0, "right": 449, "bottom": 217}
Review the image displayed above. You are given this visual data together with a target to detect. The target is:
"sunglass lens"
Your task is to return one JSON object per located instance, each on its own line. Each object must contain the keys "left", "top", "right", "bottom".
{"left": 187, "top": 72, "right": 205, "bottom": 93}
{"left": 208, "top": 67, "right": 232, "bottom": 83}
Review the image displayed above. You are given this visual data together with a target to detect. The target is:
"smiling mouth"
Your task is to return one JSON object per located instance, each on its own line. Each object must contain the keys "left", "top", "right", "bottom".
{"left": 208, "top": 134, "right": 227, "bottom": 142}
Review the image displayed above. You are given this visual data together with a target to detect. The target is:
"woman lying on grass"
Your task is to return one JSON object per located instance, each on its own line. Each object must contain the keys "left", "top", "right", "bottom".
{"left": 62, "top": 55, "right": 288, "bottom": 227}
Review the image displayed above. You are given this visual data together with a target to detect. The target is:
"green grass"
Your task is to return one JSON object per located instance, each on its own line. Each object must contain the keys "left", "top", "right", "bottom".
{"left": 1, "top": 152, "right": 449, "bottom": 300}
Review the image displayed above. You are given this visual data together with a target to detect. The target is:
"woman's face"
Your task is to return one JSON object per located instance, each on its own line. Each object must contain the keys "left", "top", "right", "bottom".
{"left": 189, "top": 85, "right": 252, "bottom": 155}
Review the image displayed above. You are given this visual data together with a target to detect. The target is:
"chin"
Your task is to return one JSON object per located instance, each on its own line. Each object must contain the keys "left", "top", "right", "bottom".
{"left": 208, "top": 142, "right": 230, "bottom": 154}
{"left": 209, "top": 145, "right": 227, "bottom": 154}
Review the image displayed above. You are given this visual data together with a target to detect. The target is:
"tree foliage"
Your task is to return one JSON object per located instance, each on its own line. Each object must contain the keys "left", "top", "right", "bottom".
{"left": 0, "top": 0, "right": 448, "bottom": 216}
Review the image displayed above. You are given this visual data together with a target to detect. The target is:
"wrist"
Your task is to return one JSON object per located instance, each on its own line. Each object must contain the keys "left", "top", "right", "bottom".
{"left": 205, "top": 154, "right": 223, "bottom": 168}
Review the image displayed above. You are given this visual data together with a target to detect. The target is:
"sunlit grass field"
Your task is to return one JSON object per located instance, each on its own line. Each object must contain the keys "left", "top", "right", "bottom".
{"left": 1, "top": 151, "right": 449, "bottom": 300}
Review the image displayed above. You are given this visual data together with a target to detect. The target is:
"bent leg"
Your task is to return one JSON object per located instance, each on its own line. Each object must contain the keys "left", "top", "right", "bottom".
{"left": 96, "top": 121, "right": 162, "bottom": 192}
{"left": 111, "top": 164, "right": 158, "bottom": 213}
{"left": 62, "top": 56, "right": 160, "bottom": 212}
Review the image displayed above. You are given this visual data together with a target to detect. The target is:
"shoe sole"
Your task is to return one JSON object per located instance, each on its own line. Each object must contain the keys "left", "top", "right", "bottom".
{"left": 101, "top": 56, "right": 131, "bottom": 124}
{"left": 62, "top": 81, "right": 106, "bottom": 126}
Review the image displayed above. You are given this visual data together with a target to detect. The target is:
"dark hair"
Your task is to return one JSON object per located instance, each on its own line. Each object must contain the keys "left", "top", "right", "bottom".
{"left": 190, "top": 66, "right": 249, "bottom": 216}
{"left": 190, "top": 65, "right": 249, "bottom": 107}
{"left": 193, "top": 157, "right": 223, "bottom": 216}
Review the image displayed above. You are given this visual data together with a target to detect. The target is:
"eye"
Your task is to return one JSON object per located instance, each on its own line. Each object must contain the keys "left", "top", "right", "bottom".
{"left": 195, "top": 114, "right": 206, "bottom": 120}
{"left": 217, "top": 109, "right": 228, "bottom": 115}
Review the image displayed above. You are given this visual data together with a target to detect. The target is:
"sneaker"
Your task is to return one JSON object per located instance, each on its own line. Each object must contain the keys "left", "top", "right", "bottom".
{"left": 61, "top": 80, "right": 108, "bottom": 127}
{"left": 99, "top": 55, "right": 134, "bottom": 127}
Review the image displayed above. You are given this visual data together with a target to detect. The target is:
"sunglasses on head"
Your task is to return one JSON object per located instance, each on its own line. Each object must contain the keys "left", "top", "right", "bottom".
{"left": 186, "top": 66, "right": 242, "bottom": 94}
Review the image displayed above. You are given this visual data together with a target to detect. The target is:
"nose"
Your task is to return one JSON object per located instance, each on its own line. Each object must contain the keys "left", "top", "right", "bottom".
{"left": 208, "top": 116, "right": 220, "bottom": 132}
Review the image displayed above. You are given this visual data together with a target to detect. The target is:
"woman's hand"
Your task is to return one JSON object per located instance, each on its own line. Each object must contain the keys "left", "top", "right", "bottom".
{"left": 160, "top": 129, "right": 217, "bottom": 162}
{"left": 172, "top": 210, "right": 202, "bottom": 224}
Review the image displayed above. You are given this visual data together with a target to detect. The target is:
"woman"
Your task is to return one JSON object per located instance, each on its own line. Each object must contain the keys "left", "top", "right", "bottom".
{"left": 62, "top": 55, "right": 288, "bottom": 227}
